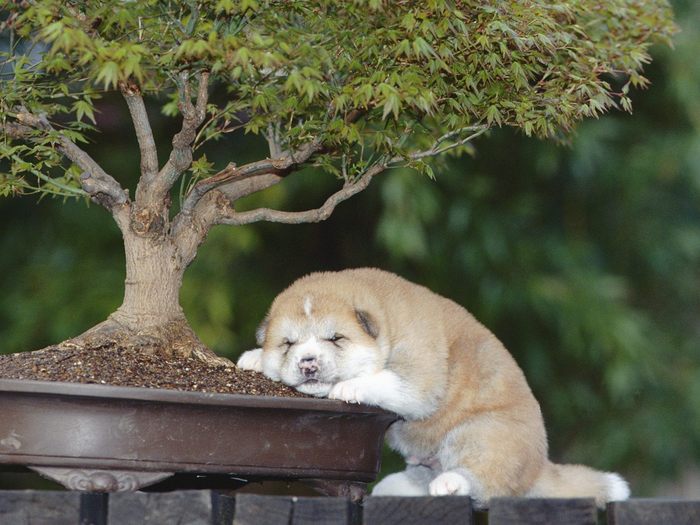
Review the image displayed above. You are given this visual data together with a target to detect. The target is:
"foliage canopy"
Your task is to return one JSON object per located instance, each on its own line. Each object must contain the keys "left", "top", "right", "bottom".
{"left": 1, "top": 0, "right": 676, "bottom": 201}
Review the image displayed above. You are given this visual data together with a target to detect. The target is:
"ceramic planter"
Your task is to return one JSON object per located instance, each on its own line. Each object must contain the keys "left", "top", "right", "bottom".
{"left": 0, "top": 379, "right": 397, "bottom": 497}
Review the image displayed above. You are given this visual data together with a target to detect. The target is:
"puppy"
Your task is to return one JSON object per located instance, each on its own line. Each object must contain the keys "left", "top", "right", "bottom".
{"left": 237, "top": 268, "right": 630, "bottom": 507}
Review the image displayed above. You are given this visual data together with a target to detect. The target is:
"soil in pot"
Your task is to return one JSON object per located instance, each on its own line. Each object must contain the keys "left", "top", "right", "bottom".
{"left": 0, "top": 344, "right": 307, "bottom": 398}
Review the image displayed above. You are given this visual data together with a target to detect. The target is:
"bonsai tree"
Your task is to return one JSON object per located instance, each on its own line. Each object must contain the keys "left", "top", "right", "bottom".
{"left": 0, "top": 0, "right": 675, "bottom": 365}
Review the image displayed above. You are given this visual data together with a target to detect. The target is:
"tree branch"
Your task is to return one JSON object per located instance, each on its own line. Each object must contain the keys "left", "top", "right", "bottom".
{"left": 407, "top": 125, "right": 490, "bottom": 161}
{"left": 120, "top": 81, "right": 159, "bottom": 180}
{"left": 214, "top": 124, "right": 485, "bottom": 226}
{"left": 12, "top": 110, "right": 130, "bottom": 229}
{"left": 147, "top": 70, "right": 209, "bottom": 204}
{"left": 266, "top": 121, "right": 283, "bottom": 158}
{"left": 179, "top": 137, "right": 323, "bottom": 215}
{"left": 210, "top": 125, "right": 490, "bottom": 226}
{"left": 2, "top": 121, "right": 32, "bottom": 139}
{"left": 218, "top": 173, "right": 283, "bottom": 202}
{"left": 217, "top": 161, "right": 386, "bottom": 226}
{"left": 171, "top": 116, "right": 484, "bottom": 262}
{"left": 179, "top": 109, "right": 366, "bottom": 215}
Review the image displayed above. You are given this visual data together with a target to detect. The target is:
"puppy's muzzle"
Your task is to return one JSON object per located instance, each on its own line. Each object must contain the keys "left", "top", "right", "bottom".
{"left": 298, "top": 356, "right": 319, "bottom": 378}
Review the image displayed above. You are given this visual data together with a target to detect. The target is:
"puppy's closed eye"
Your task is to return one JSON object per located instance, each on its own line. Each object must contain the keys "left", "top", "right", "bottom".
{"left": 281, "top": 338, "right": 296, "bottom": 352}
{"left": 326, "top": 333, "right": 345, "bottom": 346}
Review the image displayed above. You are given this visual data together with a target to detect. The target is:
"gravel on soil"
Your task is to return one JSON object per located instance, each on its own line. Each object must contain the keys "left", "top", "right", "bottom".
{"left": 0, "top": 345, "right": 309, "bottom": 398}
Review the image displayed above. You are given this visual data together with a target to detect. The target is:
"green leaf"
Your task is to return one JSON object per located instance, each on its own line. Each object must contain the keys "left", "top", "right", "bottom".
{"left": 381, "top": 93, "right": 401, "bottom": 120}
{"left": 73, "top": 100, "right": 96, "bottom": 124}
{"left": 95, "top": 61, "right": 121, "bottom": 89}
{"left": 486, "top": 105, "right": 502, "bottom": 126}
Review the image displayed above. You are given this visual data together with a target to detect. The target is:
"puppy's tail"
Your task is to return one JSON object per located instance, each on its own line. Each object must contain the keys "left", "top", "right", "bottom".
{"left": 527, "top": 461, "right": 630, "bottom": 508}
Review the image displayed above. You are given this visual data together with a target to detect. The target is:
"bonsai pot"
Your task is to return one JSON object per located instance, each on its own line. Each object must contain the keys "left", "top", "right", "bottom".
{"left": 0, "top": 378, "right": 398, "bottom": 497}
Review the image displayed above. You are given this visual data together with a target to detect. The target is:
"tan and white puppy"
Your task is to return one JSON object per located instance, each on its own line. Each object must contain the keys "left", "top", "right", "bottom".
{"left": 237, "top": 268, "right": 630, "bottom": 508}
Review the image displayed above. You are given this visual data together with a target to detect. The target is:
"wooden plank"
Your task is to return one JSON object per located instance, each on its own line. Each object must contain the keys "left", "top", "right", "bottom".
{"left": 108, "top": 490, "right": 211, "bottom": 525}
{"left": 292, "top": 496, "right": 353, "bottom": 525}
{"left": 79, "top": 493, "right": 108, "bottom": 525}
{"left": 211, "top": 492, "right": 236, "bottom": 525}
{"left": 363, "top": 496, "right": 473, "bottom": 525}
{"left": 0, "top": 490, "right": 80, "bottom": 525}
{"left": 488, "top": 498, "right": 597, "bottom": 525}
{"left": 607, "top": 499, "right": 700, "bottom": 525}
{"left": 234, "top": 494, "right": 293, "bottom": 525}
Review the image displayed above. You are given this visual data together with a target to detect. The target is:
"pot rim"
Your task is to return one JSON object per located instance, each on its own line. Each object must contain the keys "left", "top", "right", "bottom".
{"left": 0, "top": 378, "right": 391, "bottom": 414}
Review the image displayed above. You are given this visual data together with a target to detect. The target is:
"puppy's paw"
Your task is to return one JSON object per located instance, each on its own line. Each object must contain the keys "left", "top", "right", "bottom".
{"left": 236, "top": 348, "right": 264, "bottom": 372}
{"left": 429, "top": 471, "right": 471, "bottom": 496}
{"left": 372, "top": 470, "right": 430, "bottom": 496}
{"left": 328, "top": 377, "right": 368, "bottom": 404}
{"left": 605, "top": 473, "right": 631, "bottom": 502}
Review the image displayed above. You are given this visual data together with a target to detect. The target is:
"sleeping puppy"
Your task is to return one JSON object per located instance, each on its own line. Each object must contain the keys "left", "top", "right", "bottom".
{"left": 237, "top": 268, "right": 630, "bottom": 508}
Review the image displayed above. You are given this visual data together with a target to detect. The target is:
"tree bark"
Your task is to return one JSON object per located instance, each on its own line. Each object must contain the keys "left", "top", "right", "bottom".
{"left": 112, "top": 233, "right": 184, "bottom": 329}
{"left": 65, "top": 224, "right": 230, "bottom": 366}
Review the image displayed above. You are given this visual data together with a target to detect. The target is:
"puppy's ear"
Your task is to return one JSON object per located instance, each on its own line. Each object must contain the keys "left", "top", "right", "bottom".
{"left": 355, "top": 309, "right": 379, "bottom": 339}
{"left": 255, "top": 315, "right": 269, "bottom": 346}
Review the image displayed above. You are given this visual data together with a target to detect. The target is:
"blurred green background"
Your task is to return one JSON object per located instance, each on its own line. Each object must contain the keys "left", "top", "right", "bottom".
{"left": 2, "top": 0, "right": 699, "bottom": 496}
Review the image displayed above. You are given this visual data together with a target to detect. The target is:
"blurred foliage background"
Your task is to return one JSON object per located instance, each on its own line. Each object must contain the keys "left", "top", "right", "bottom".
{"left": 1, "top": 0, "right": 699, "bottom": 496}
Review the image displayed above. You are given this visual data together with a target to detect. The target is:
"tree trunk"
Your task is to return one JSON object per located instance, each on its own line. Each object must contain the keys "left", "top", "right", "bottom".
{"left": 113, "top": 233, "right": 185, "bottom": 330}
{"left": 62, "top": 226, "right": 231, "bottom": 366}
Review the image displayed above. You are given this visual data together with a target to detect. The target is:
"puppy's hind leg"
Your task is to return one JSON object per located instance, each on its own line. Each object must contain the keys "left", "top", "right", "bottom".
{"left": 371, "top": 466, "right": 434, "bottom": 496}
{"left": 428, "top": 469, "right": 473, "bottom": 496}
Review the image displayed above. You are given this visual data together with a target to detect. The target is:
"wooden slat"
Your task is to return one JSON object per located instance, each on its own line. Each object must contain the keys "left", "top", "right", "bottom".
{"left": 108, "top": 490, "right": 211, "bottom": 525}
{"left": 234, "top": 494, "right": 293, "bottom": 525}
{"left": 363, "top": 496, "right": 473, "bottom": 525}
{"left": 488, "top": 498, "right": 597, "bottom": 525}
{"left": 0, "top": 490, "right": 80, "bottom": 525}
{"left": 292, "top": 496, "right": 353, "bottom": 525}
{"left": 79, "top": 493, "right": 108, "bottom": 525}
{"left": 607, "top": 499, "right": 700, "bottom": 525}
{"left": 211, "top": 492, "right": 236, "bottom": 525}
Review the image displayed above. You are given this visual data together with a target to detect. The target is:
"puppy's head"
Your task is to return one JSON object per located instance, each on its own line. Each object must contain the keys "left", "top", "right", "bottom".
{"left": 257, "top": 292, "right": 382, "bottom": 397}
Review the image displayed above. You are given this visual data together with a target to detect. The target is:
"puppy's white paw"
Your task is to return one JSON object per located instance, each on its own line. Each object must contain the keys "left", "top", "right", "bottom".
{"left": 605, "top": 473, "right": 631, "bottom": 502}
{"left": 428, "top": 471, "right": 471, "bottom": 496}
{"left": 372, "top": 470, "right": 429, "bottom": 496}
{"left": 328, "top": 377, "right": 368, "bottom": 404}
{"left": 237, "top": 348, "right": 264, "bottom": 372}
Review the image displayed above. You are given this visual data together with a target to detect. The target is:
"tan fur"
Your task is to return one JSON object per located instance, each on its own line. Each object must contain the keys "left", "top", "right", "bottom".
{"left": 244, "top": 268, "right": 628, "bottom": 507}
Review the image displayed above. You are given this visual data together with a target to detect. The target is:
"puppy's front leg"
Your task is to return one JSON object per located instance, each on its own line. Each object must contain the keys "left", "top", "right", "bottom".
{"left": 238, "top": 348, "right": 283, "bottom": 382}
{"left": 236, "top": 348, "right": 264, "bottom": 372}
{"left": 329, "top": 370, "right": 433, "bottom": 419}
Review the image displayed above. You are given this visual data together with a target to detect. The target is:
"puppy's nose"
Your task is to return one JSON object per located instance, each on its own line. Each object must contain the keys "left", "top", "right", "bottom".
{"left": 299, "top": 356, "right": 319, "bottom": 377}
